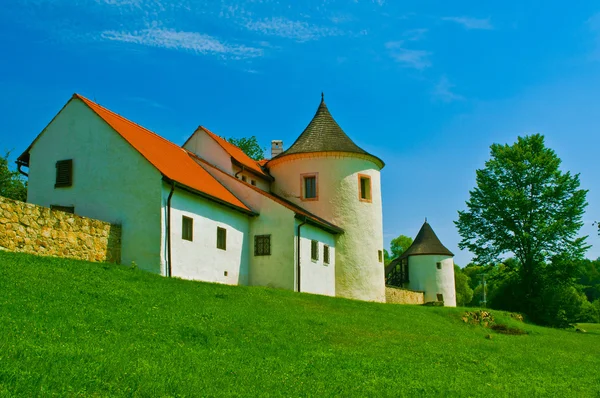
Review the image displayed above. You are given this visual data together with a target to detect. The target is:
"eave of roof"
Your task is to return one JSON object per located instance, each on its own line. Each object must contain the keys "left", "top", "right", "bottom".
{"left": 19, "top": 94, "right": 253, "bottom": 215}
{"left": 194, "top": 126, "right": 273, "bottom": 181}
{"left": 188, "top": 151, "right": 343, "bottom": 235}
{"left": 268, "top": 97, "right": 384, "bottom": 169}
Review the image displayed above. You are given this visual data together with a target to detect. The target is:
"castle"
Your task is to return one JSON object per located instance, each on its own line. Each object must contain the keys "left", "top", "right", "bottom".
{"left": 17, "top": 93, "right": 455, "bottom": 305}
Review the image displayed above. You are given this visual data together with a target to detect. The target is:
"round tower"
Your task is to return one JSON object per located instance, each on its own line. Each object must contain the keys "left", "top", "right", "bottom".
{"left": 267, "top": 95, "right": 386, "bottom": 302}
{"left": 400, "top": 221, "right": 456, "bottom": 307}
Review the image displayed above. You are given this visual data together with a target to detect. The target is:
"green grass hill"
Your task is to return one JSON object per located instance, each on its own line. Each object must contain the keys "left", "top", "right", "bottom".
{"left": 1, "top": 251, "right": 599, "bottom": 396}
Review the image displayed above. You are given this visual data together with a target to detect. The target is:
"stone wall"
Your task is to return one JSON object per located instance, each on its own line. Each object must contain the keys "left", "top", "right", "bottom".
{"left": 385, "top": 286, "right": 424, "bottom": 305}
{"left": 0, "top": 196, "right": 121, "bottom": 263}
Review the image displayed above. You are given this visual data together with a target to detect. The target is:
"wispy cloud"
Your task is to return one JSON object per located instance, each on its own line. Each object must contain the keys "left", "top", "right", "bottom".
{"left": 385, "top": 41, "right": 431, "bottom": 69}
{"left": 433, "top": 75, "right": 464, "bottom": 102}
{"left": 442, "top": 16, "right": 493, "bottom": 30}
{"left": 245, "top": 17, "right": 342, "bottom": 42}
{"left": 101, "top": 28, "right": 263, "bottom": 59}
{"left": 403, "top": 28, "right": 428, "bottom": 41}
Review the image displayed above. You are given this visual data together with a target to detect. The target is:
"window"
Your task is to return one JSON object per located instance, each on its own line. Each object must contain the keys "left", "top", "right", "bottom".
{"left": 378, "top": 250, "right": 383, "bottom": 263}
{"left": 302, "top": 173, "right": 318, "bottom": 200}
{"left": 358, "top": 174, "right": 371, "bottom": 202}
{"left": 254, "top": 235, "right": 271, "bottom": 256}
{"left": 242, "top": 176, "right": 247, "bottom": 182}
{"left": 217, "top": 227, "right": 227, "bottom": 250}
{"left": 323, "top": 245, "right": 330, "bottom": 265}
{"left": 311, "top": 240, "right": 319, "bottom": 261}
{"left": 251, "top": 180, "right": 256, "bottom": 186}
{"left": 182, "top": 216, "right": 193, "bottom": 241}
{"left": 55, "top": 159, "right": 73, "bottom": 188}
{"left": 437, "top": 294, "right": 444, "bottom": 302}
{"left": 436, "top": 262, "right": 442, "bottom": 270}
{"left": 50, "top": 205, "right": 74, "bottom": 214}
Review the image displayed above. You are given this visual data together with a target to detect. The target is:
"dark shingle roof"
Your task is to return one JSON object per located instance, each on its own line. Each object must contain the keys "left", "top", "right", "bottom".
{"left": 400, "top": 221, "right": 454, "bottom": 259}
{"left": 271, "top": 96, "right": 384, "bottom": 168}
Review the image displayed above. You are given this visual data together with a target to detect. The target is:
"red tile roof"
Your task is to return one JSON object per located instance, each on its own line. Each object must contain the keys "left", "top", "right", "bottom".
{"left": 188, "top": 152, "right": 343, "bottom": 234}
{"left": 196, "top": 126, "right": 271, "bottom": 180}
{"left": 20, "top": 94, "right": 253, "bottom": 214}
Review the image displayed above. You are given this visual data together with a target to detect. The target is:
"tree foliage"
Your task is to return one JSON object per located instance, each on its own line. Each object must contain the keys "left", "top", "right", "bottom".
{"left": 455, "top": 134, "right": 588, "bottom": 320}
{"left": 389, "top": 235, "right": 413, "bottom": 260}
{"left": 0, "top": 152, "right": 27, "bottom": 202}
{"left": 454, "top": 265, "right": 474, "bottom": 306}
{"left": 227, "top": 136, "right": 266, "bottom": 161}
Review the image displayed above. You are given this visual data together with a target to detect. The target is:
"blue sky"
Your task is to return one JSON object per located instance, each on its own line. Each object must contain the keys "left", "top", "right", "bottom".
{"left": 1, "top": 0, "right": 599, "bottom": 265}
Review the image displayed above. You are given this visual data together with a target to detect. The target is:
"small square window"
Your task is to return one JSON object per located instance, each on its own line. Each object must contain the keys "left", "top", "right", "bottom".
{"left": 323, "top": 245, "right": 330, "bottom": 265}
{"left": 217, "top": 227, "right": 227, "bottom": 250}
{"left": 182, "top": 216, "right": 193, "bottom": 241}
{"left": 311, "top": 240, "right": 319, "bottom": 261}
{"left": 437, "top": 294, "right": 444, "bottom": 302}
{"left": 359, "top": 174, "right": 371, "bottom": 202}
{"left": 55, "top": 159, "right": 73, "bottom": 188}
{"left": 378, "top": 250, "right": 383, "bottom": 263}
{"left": 254, "top": 235, "right": 271, "bottom": 256}
{"left": 251, "top": 180, "right": 256, "bottom": 186}
{"left": 436, "top": 262, "right": 442, "bottom": 270}
{"left": 242, "top": 176, "right": 247, "bottom": 182}
{"left": 50, "top": 205, "right": 74, "bottom": 214}
{"left": 302, "top": 174, "right": 317, "bottom": 200}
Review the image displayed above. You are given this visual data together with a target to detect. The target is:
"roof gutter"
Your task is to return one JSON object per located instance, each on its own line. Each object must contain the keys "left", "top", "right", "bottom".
{"left": 161, "top": 176, "right": 257, "bottom": 217}
{"left": 231, "top": 158, "right": 274, "bottom": 181}
{"left": 16, "top": 159, "right": 29, "bottom": 178}
{"left": 294, "top": 213, "right": 343, "bottom": 235}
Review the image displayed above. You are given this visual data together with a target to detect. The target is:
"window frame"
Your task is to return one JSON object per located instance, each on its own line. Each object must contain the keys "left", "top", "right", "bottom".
{"left": 182, "top": 216, "right": 194, "bottom": 241}
{"left": 311, "top": 240, "right": 319, "bottom": 261}
{"left": 323, "top": 245, "right": 330, "bottom": 265}
{"left": 217, "top": 227, "right": 227, "bottom": 250}
{"left": 55, "top": 159, "right": 73, "bottom": 188}
{"left": 300, "top": 173, "right": 319, "bottom": 201}
{"left": 254, "top": 234, "right": 271, "bottom": 256}
{"left": 358, "top": 174, "right": 372, "bottom": 203}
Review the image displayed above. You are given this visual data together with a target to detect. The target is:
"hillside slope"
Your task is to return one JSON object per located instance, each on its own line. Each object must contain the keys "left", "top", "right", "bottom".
{"left": 1, "top": 251, "right": 599, "bottom": 396}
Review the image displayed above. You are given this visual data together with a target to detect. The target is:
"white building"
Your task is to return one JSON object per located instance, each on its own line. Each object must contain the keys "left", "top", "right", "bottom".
{"left": 17, "top": 93, "right": 454, "bottom": 304}
{"left": 384, "top": 221, "right": 457, "bottom": 306}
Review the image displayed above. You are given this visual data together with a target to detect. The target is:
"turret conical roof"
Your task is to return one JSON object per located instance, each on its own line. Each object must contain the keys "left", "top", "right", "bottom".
{"left": 271, "top": 95, "right": 384, "bottom": 168}
{"left": 399, "top": 221, "right": 454, "bottom": 259}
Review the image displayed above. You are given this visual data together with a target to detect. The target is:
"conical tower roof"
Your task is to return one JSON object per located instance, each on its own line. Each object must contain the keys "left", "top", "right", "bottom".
{"left": 399, "top": 221, "right": 454, "bottom": 259}
{"left": 271, "top": 95, "right": 384, "bottom": 168}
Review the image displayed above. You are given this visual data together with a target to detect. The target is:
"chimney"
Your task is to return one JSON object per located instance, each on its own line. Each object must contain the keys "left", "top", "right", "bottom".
{"left": 271, "top": 140, "right": 283, "bottom": 158}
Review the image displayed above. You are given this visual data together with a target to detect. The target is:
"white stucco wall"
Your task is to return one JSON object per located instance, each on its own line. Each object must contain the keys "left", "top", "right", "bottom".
{"left": 232, "top": 164, "right": 270, "bottom": 192}
{"left": 195, "top": 161, "right": 298, "bottom": 290}
{"left": 268, "top": 154, "right": 385, "bottom": 302}
{"left": 407, "top": 255, "right": 456, "bottom": 307}
{"left": 161, "top": 184, "right": 250, "bottom": 285}
{"left": 183, "top": 129, "right": 234, "bottom": 174}
{"left": 297, "top": 221, "right": 336, "bottom": 297}
{"left": 26, "top": 98, "right": 163, "bottom": 273}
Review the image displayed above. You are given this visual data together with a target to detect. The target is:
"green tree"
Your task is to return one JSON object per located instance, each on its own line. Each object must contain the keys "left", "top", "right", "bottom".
{"left": 456, "top": 134, "right": 589, "bottom": 323}
{"left": 390, "top": 235, "right": 413, "bottom": 260}
{"left": 454, "top": 265, "right": 474, "bottom": 306}
{"left": 227, "top": 136, "right": 266, "bottom": 161}
{"left": 0, "top": 152, "right": 27, "bottom": 202}
{"left": 383, "top": 249, "right": 391, "bottom": 266}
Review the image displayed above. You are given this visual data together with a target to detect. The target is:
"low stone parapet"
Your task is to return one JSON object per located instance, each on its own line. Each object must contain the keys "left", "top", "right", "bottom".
{"left": 385, "top": 286, "right": 424, "bottom": 305}
{"left": 0, "top": 196, "right": 120, "bottom": 263}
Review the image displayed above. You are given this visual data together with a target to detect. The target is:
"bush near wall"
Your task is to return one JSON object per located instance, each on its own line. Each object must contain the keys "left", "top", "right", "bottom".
{"left": 385, "top": 286, "right": 424, "bottom": 305}
{"left": 0, "top": 196, "right": 120, "bottom": 263}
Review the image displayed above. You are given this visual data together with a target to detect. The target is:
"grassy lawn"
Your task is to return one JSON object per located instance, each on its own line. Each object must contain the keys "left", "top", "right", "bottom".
{"left": 1, "top": 251, "right": 599, "bottom": 397}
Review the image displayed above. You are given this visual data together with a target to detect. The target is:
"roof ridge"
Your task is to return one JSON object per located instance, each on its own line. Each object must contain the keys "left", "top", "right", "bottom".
{"left": 74, "top": 94, "right": 182, "bottom": 150}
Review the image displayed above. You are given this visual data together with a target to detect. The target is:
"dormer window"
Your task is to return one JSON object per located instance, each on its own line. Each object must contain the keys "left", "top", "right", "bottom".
{"left": 302, "top": 173, "right": 318, "bottom": 201}
{"left": 358, "top": 174, "right": 372, "bottom": 202}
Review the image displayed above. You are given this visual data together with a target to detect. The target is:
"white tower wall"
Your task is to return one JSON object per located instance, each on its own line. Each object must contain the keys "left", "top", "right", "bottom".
{"left": 269, "top": 153, "right": 385, "bottom": 302}
{"left": 407, "top": 255, "right": 456, "bottom": 307}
